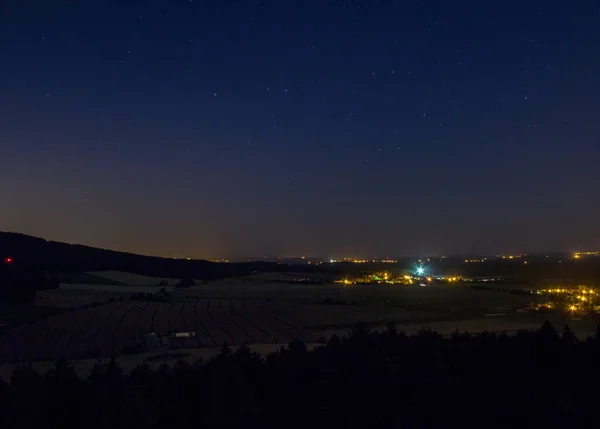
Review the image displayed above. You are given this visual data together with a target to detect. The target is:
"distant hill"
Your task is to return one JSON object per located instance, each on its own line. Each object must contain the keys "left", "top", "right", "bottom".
{"left": 0, "top": 232, "right": 325, "bottom": 281}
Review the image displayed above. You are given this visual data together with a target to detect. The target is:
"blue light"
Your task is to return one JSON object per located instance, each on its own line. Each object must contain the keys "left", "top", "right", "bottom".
{"left": 416, "top": 266, "right": 425, "bottom": 275}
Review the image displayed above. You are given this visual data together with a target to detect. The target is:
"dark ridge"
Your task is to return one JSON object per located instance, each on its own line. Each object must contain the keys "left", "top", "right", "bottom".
{"left": 0, "top": 231, "right": 327, "bottom": 282}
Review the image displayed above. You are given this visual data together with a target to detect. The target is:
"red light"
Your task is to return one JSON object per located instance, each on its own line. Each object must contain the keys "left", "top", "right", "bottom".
{"left": 4, "top": 257, "right": 13, "bottom": 264}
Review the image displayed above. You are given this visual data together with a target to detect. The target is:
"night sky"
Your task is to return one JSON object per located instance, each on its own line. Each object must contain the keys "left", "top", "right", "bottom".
{"left": 1, "top": 1, "right": 599, "bottom": 259}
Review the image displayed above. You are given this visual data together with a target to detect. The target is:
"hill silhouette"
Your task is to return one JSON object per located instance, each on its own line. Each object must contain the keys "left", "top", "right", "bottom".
{"left": 0, "top": 232, "right": 324, "bottom": 281}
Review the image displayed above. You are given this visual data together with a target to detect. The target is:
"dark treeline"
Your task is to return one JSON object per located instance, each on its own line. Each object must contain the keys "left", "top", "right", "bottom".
{"left": 1, "top": 322, "right": 598, "bottom": 428}
{"left": 0, "top": 262, "right": 59, "bottom": 304}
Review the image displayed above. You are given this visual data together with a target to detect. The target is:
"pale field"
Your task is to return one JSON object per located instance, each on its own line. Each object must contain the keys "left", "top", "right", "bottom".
{"left": 4, "top": 276, "right": 594, "bottom": 368}
{"left": 88, "top": 271, "right": 182, "bottom": 287}
{"left": 0, "top": 298, "right": 311, "bottom": 364}
{"left": 178, "top": 281, "right": 600, "bottom": 336}
{"left": 36, "top": 284, "right": 173, "bottom": 308}
{"left": 37, "top": 278, "right": 557, "bottom": 332}
{"left": 60, "top": 284, "right": 174, "bottom": 293}
{"left": 180, "top": 281, "right": 538, "bottom": 309}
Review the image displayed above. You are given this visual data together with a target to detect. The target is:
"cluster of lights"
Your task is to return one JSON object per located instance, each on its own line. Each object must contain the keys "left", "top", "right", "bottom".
{"left": 535, "top": 287, "right": 599, "bottom": 314}
{"left": 573, "top": 251, "right": 600, "bottom": 259}
{"left": 532, "top": 302, "right": 555, "bottom": 310}
{"left": 337, "top": 271, "right": 410, "bottom": 286}
{"left": 540, "top": 288, "right": 569, "bottom": 294}
{"left": 540, "top": 288, "right": 597, "bottom": 296}
{"left": 337, "top": 270, "right": 462, "bottom": 287}
{"left": 329, "top": 258, "right": 398, "bottom": 264}
{"left": 499, "top": 254, "right": 525, "bottom": 259}
{"left": 464, "top": 255, "right": 528, "bottom": 263}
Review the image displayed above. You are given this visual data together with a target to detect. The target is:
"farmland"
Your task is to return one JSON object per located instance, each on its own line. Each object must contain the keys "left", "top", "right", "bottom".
{"left": 2, "top": 272, "right": 599, "bottom": 366}
{"left": 88, "top": 270, "right": 183, "bottom": 287}
{"left": 0, "top": 297, "right": 309, "bottom": 363}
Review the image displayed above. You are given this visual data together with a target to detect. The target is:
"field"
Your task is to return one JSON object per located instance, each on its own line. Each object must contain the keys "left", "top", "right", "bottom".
{"left": 88, "top": 271, "right": 183, "bottom": 287}
{"left": 1, "top": 273, "right": 598, "bottom": 366}
{"left": 0, "top": 298, "right": 308, "bottom": 363}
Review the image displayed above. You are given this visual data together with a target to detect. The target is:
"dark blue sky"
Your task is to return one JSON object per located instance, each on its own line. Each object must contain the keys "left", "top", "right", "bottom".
{"left": 1, "top": 0, "right": 599, "bottom": 259}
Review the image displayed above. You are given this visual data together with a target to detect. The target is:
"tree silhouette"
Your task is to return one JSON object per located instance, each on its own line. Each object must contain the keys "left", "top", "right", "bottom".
{"left": 561, "top": 324, "right": 578, "bottom": 346}
{"left": 1, "top": 322, "right": 600, "bottom": 428}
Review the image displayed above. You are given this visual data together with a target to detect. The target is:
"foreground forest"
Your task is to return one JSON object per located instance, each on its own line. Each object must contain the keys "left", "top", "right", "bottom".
{"left": 0, "top": 322, "right": 597, "bottom": 428}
